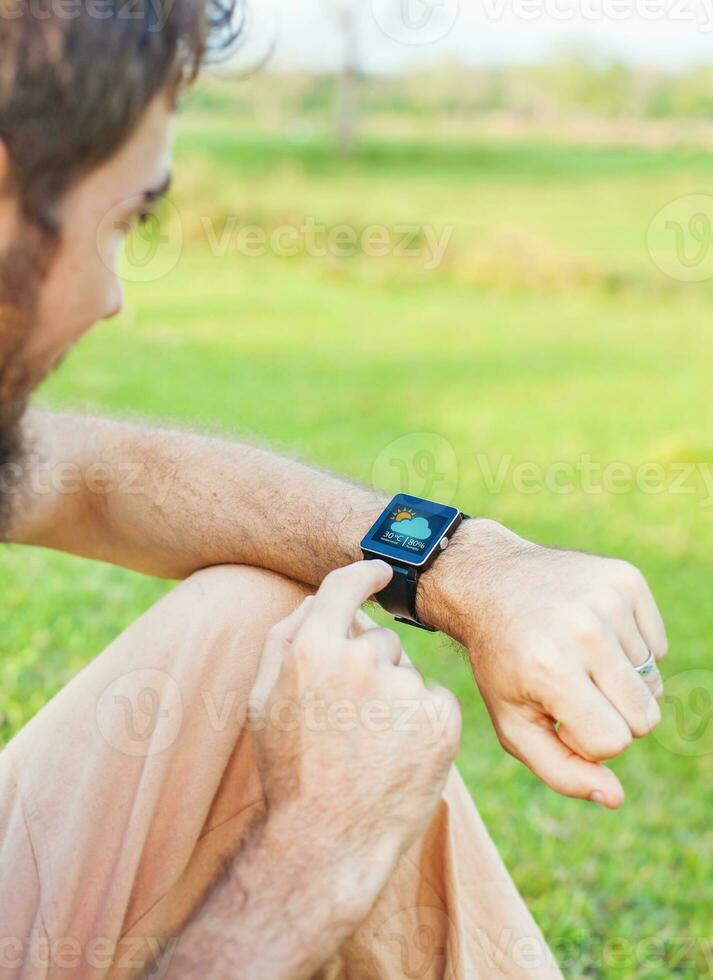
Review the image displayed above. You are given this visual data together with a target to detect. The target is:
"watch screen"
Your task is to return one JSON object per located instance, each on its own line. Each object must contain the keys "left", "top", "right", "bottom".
{"left": 361, "top": 494, "right": 460, "bottom": 566}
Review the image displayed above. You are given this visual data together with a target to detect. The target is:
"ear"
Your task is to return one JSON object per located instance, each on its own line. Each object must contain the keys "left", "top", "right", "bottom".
{"left": 0, "top": 139, "right": 11, "bottom": 187}
{"left": 0, "top": 140, "right": 20, "bottom": 230}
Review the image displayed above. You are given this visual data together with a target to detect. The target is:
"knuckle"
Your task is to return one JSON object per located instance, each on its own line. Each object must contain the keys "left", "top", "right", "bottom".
{"left": 291, "top": 632, "right": 320, "bottom": 666}
{"left": 351, "top": 609, "right": 378, "bottom": 637}
{"left": 570, "top": 608, "right": 605, "bottom": 648}
{"left": 376, "top": 627, "right": 401, "bottom": 651}
{"left": 347, "top": 646, "right": 376, "bottom": 676}
{"left": 359, "top": 631, "right": 382, "bottom": 655}
{"left": 652, "top": 626, "right": 669, "bottom": 660}
{"left": 594, "top": 728, "right": 632, "bottom": 759}
{"left": 597, "top": 588, "right": 630, "bottom": 626}
{"left": 613, "top": 560, "right": 646, "bottom": 594}
{"left": 396, "top": 668, "right": 426, "bottom": 699}
{"left": 526, "top": 642, "right": 560, "bottom": 674}
{"left": 633, "top": 701, "right": 662, "bottom": 736}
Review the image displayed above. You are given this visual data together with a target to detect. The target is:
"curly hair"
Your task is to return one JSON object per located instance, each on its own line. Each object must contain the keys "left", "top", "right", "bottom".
{"left": 0, "top": 0, "right": 242, "bottom": 232}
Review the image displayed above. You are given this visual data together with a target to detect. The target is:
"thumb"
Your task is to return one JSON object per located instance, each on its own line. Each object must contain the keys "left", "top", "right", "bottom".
{"left": 505, "top": 716, "right": 625, "bottom": 809}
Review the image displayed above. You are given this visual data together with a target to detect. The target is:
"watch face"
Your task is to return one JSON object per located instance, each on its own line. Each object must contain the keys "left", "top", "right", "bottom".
{"left": 360, "top": 494, "right": 460, "bottom": 567}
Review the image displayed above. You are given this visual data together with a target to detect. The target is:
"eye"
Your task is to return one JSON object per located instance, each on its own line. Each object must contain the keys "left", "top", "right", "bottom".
{"left": 136, "top": 208, "right": 154, "bottom": 227}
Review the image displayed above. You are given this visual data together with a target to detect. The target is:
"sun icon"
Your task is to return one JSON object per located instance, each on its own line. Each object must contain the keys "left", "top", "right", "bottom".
{"left": 391, "top": 507, "right": 417, "bottom": 523}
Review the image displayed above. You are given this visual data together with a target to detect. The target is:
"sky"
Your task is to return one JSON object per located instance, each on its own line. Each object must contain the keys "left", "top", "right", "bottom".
{"left": 227, "top": 0, "right": 713, "bottom": 74}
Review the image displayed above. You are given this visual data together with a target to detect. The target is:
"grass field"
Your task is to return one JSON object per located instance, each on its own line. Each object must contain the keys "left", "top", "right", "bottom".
{"left": 2, "top": 105, "right": 713, "bottom": 977}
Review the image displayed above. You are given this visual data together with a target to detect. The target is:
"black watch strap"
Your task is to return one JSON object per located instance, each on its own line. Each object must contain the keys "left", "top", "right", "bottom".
{"left": 373, "top": 563, "right": 437, "bottom": 632}
{"left": 362, "top": 511, "right": 469, "bottom": 633}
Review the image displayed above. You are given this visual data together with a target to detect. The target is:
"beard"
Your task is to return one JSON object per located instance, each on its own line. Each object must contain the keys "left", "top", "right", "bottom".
{"left": 0, "top": 218, "right": 56, "bottom": 538}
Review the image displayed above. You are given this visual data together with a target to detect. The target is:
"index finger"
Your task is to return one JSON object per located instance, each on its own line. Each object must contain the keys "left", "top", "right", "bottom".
{"left": 301, "top": 560, "right": 393, "bottom": 639}
{"left": 502, "top": 714, "right": 625, "bottom": 809}
{"left": 251, "top": 596, "right": 315, "bottom": 704}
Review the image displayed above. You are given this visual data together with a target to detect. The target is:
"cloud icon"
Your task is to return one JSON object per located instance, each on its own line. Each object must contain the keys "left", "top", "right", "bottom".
{"left": 391, "top": 516, "right": 432, "bottom": 540}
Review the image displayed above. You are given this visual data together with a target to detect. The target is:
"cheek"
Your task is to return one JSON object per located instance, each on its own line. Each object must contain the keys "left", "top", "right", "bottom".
{"left": 97, "top": 223, "right": 126, "bottom": 276}
{"left": 29, "top": 232, "right": 119, "bottom": 359}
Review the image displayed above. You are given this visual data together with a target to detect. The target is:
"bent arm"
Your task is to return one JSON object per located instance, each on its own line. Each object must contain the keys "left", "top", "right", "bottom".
{"left": 8, "top": 408, "right": 388, "bottom": 581}
{"left": 6, "top": 409, "right": 494, "bottom": 635}
{"left": 9, "top": 411, "right": 668, "bottom": 808}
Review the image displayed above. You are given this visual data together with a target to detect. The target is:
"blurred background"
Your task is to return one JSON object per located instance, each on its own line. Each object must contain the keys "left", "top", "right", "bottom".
{"left": 2, "top": 1, "right": 713, "bottom": 975}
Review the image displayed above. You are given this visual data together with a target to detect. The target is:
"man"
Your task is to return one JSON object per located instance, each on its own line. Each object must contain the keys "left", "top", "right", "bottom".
{"left": 0, "top": 1, "right": 667, "bottom": 977}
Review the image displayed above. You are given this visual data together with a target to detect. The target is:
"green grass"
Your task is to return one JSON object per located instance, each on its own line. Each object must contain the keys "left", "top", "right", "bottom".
{"left": 2, "top": 116, "right": 713, "bottom": 977}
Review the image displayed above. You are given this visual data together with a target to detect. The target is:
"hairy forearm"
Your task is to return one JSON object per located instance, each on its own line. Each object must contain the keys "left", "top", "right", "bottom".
{"left": 9, "top": 409, "right": 385, "bottom": 582}
{"left": 9, "top": 409, "right": 501, "bottom": 638}
{"left": 162, "top": 806, "right": 378, "bottom": 980}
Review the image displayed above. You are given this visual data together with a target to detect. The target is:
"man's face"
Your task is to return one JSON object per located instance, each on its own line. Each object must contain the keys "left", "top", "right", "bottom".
{"left": 0, "top": 92, "right": 175, "bottom": 516}
{"left": 24, "top": 93, "right": 176, "bottom": 384}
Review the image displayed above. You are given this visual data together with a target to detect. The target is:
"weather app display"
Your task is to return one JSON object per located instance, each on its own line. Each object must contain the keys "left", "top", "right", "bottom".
{"left": 374, "top": 503, "right": 449, "bottom": 558}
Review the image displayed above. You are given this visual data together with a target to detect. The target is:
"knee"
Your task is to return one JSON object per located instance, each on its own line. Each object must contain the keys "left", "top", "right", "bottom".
{"left": 154, "top": 565, "right": 313, "bottom": 692}
{"left": 181, "top": 564, "right": 311, "bottom": 640}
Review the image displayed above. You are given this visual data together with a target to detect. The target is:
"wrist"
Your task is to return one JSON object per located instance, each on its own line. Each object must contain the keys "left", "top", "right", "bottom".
{"left": 416, "top": 517, "right": 522, "bottom": 644}
{"left": 207, "top": 803, "right": 386, "bottom": 980}
{"left": 260, "top": 800, "right": 397, "bottom": 925}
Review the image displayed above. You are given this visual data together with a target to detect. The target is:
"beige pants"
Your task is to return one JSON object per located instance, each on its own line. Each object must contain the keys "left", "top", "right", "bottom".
{"left": 0, "top": 565, "right": 563, "bottom": 979}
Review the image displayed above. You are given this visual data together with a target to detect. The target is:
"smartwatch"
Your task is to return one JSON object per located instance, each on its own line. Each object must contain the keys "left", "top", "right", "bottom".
{"left": 360, "top": 493, "right": 467, "bottom": 632}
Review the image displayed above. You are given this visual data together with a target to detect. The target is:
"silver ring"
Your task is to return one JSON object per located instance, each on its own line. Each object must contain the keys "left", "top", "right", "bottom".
{"left": 635, "top": 649, "right": 657, "bottom": 679}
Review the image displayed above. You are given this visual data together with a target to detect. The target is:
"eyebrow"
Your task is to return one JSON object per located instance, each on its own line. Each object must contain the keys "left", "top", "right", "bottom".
{"left": 142, "top": 172, "right": 172, "bottom": 204}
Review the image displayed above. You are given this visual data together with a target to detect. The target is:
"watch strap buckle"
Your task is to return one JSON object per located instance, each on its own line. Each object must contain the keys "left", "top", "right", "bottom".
{"left": 394, "top": 615, "right": 438, "bottom": 633}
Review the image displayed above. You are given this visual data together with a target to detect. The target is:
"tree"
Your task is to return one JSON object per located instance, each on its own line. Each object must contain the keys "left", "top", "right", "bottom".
{"left": 329, "top": 0, "right": 361, "bottom": 155}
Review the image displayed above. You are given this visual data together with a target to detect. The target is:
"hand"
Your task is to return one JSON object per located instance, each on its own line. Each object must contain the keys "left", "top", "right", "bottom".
{"left": 249, "top": 560, "right": 461, "bottom": 906}
{"left": 420, "top": 519, "right": 667, "bottom": 809}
